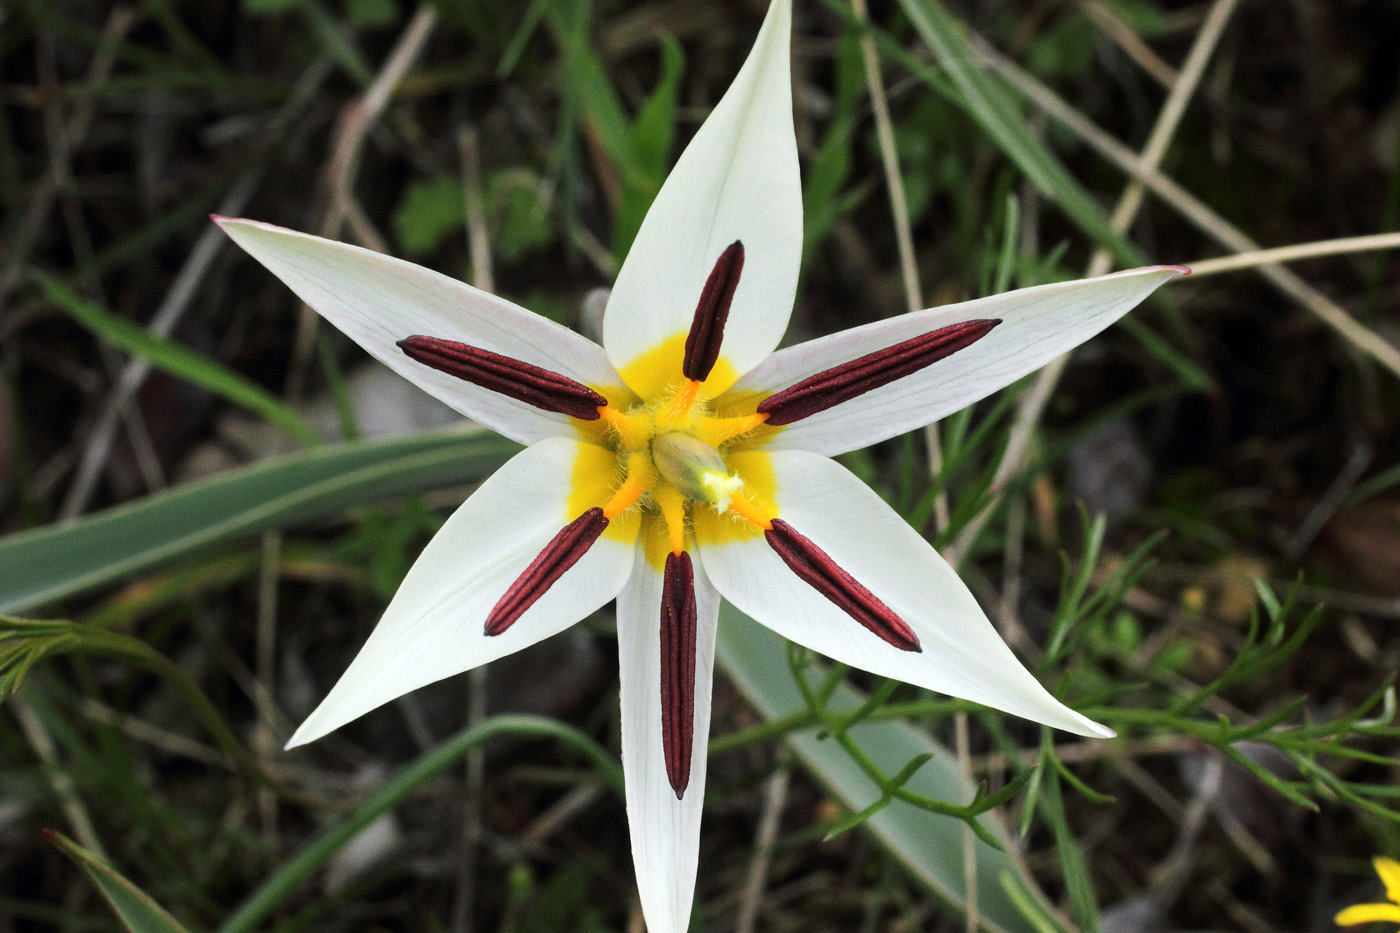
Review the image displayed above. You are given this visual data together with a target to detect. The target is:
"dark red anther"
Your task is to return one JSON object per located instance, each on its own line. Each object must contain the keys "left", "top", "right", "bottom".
{"left": 398, "top": 336, "right": 607, "bottom": 420}
{"left": 682, "top": 241, "right": 744, "bottom": 382}
{"left": 485, "top": 508, "right": 609, "bottom": 635}
{"left": 660, "top": 551, "right": 698, "bottom": 799}
{"left": 757, "top": 319, "right": 1000, "bottom": 426}
{"left": 764, "top": 519, "right": 920, "bottom": 652}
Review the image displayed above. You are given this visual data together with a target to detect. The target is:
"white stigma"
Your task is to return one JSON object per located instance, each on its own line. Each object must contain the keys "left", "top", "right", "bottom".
{"left": 701, "top": 471, "right": 743, "bottom": 512}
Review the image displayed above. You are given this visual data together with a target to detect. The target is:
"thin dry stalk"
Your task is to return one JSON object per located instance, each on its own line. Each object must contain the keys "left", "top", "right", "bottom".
{"left": 973, "top": 39, "right": 1400, "bottom": 378}
{"left": 0, "top": 7, "right": 135, "bottom": 311}
{"left": 450, "top": 128, "right": 495, "bottom": 933}
{"left": 288, "top": 7, "right": 441, "bottom": 402}
{"left": 952, "top": 0, "right": 1243, "bottom": 561}
{"left": 735, "top": 766, "right": 791, "bottom": 933}
{"left": 1186, "top": 232, "right": 1400, "bottom": 277}
{"left": 1078, "top": 0, "right": 1178, "bottom": 90}
{"left": 12, "top": 694, "right": 108, "bottom": 858}
{"left": 58, "top": 56, "right": 332, "bottom": 518}
{"left": 851, "top": 2, "right": 973, "bottom": 922}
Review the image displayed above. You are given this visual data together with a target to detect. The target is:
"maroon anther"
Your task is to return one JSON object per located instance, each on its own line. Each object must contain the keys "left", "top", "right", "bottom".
{"left": 682, "top": 241, "right": 745, "bottom": 382}
{"left": 756, "top": 319, "right": 1000, "bottom": 426}
{"left": 764, "top": 520, "right": 921, "bottom": 652}
{"left": 660, "top": 551, "right": 698, "bottom": 798}
{"left": 398, "top": 336, "right": 607, "bottom": 420}
{"left": 485, "top": 508, "right": 609, "bottom": 635}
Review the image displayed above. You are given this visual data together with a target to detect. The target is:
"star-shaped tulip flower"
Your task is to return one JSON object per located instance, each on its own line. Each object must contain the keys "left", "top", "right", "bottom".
{"left": 217, "top": 0, "right": 1183, "bottom": 927}
{"left": 1337, "top": 857, "right": 1400, "bottom": 928}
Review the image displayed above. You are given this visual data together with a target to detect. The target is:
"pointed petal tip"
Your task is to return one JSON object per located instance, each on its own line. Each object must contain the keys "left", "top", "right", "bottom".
{"left": 284, "top": 720, "right": 322, "bottom": 750}
{"left": 1166, "top": 264, "right": 1192, "bottom": 277}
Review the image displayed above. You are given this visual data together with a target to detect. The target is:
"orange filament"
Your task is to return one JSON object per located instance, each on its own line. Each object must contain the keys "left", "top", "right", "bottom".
{"left": 728, "top": 491, "right": 774, "bottom": 530}
{"left": 598, "top": 405, "right": 652, "bottom": 450}
{"left": 653, "top": 485, "right": 688, "bottom": 555}
{"left": 603, "top": 454, "right": 655, "bottom": 518}
{"left": 695, "top": 411, "right": 769, "bottom": 447}
{"left": 657, "top": 379, "right": 702, "bottom": 428}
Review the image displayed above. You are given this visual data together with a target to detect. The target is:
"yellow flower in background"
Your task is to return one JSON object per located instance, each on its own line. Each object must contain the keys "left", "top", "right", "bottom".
{"left": 1337, "top": 857, "right": 1400, "bottom": 927}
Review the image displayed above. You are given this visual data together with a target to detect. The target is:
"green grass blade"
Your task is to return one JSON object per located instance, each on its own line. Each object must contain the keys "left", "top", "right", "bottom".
{"left": 46, "top": 831, "right": 196, "bottom": 933}
{"left": 35, "top": 274, "right": 321, "bottom": 447}
{"left": 716, "top": 605, "right": 1049, "bottom": 933}
{"left": 0, "top": 431, "right": 518, "bottom": 613}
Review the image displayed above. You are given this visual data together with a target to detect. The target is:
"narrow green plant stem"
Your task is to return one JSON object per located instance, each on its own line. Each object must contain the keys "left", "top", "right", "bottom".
{"left": 786, "top": 649, "right": 1003, "bottom": 847}
{"left": 217, "top": 714, "right": 622, "bottom": 933}
{"left": 711, "top": 698, "right": 976, "bottom": 756}
{"left": 72, "top": 629, "right": 325, "bottom": 808}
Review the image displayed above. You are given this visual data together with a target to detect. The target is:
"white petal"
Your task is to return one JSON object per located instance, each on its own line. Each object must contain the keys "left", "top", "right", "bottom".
{"left": 696, "top": 450, "right": 1110, "bottom": 737}
{"left": 734, "top": 266, "right": 1187, "bottom": 456}
{"left": 603, "top": 0, "right": 800, "bottom": 397}
{"left": 216, "top": 218, "right": 620, "bottom": 445}
{"left": 617, "top": 547, "right": 720, "bottom": 933}
{"left": 287, "top": 438, "right": 636, "bottom": 747}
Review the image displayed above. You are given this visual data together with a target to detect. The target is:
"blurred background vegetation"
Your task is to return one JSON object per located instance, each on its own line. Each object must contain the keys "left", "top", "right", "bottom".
{"left": 1, "top": 0, "right": 1399, "bottom": 930}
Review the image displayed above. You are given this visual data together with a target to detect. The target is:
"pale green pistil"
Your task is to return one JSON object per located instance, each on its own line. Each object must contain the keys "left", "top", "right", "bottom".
{"left": 650, "top": 432, "right": 742, "bottom": 510}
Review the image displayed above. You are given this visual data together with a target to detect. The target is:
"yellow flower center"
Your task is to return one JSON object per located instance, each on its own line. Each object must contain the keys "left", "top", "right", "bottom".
{"left": 574, "top": 352, "right": 776, "bottom": 564}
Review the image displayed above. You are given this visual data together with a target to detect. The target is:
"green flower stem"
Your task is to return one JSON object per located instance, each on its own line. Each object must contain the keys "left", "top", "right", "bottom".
{"left": 217, "top": 714, "right": 622, "bottom": 933}
{"left": 709, "top": 698, "right": 973, "bottom": 756}
{"left": 784, "top": 649, "right": 1006, "bottom": 848}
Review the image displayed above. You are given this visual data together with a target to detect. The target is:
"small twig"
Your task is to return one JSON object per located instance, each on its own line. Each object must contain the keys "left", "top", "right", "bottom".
{"left": 11, "top": 692, "right": 108, "bottom": 858}
{"left": 255, "top": 531, "right": 283, "bottom": 849}
{"left": 289, "top": 7, "right": 440, "bottom": 401}
{"left": 1147, "top": 753, "right": 1222, "bottom": 906}
{"left": 518, "top": 784, "right": 604, "bottom": 848}
{"left": 59, "top": 169, "right": 264, "bottom": 520}
{"left": 735, "top": 766, "right": 791, "bottom": 933}
{"left": 1185, "top": 232, "right": 1400, "bottom": 277}
{"left": 971, "top": 38, "right": 1400, "bottom": 379}
{"left": 58, "top": 56, "right": 332, "bottom": 519}
{"left": 0, "top": 7, "right": 136, "bottom": 313}
{"left": 1077, "top": 0, "right": 1178, "bottom": 90}
{"left": 458, "top": 126, "right": 495, "bottom": 295}
{"left": 851, "top": 3, "right": 970, "bottom": 918}
{"left": 1087, "top": 0, "right": 1242, "bottom": 278}
{"left": 449, "top": 668, "right": 489, "bottom": 933}
{"left": 850, "top": 0, "right": 951, "bottom": 537}
{"left": 969, "top": 733, "right": 1202, "bottom": 774}
{"left": 953, "top": 711, "right": 978, "bottom": 932}
{"left": 448, "top": 120, "right": 496, "bottom": 933}
{"left": 322, "top": 7, "right": 440, "bottom": 243}
{"left": 80, "top": 697, "right": 225, "bottom": 768}
{"left": 1283, "top": 442, "right": 1372, "bottom": 561}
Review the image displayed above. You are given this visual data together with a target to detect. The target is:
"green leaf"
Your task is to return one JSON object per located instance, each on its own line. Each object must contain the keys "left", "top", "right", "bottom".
{"left": 393, "top": 176, "right": 467, "bottom": 255}
{"left": 487, "top": 169, "right": 554, "bottom": 261}
{"left": 612, "top": 34, "right": 684, "bottom": 257}
{"left": 346, "top": 0, "right": 396, "bottom": 27}
{"left": 716, "top": 607, "right": 1051, "bottom": 932}
{"left": 803, "top": 30, "right": 866, "bottom": 250}
{"left": 46, "top": 831, "right": 195, "bottom": 933}
{"left": 36, "top": 274, "right": 321, "bottom": 447}
{"left": 0, "top": 430, "right": 518, "bottom": 613}
{"left": 243, "top": 0, "right": 302, "bottom": 14}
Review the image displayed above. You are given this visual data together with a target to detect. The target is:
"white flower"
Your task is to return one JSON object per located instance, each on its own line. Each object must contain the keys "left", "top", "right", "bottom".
{"left": 216, "top": 0, "right": 1184, "bottom": 927}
